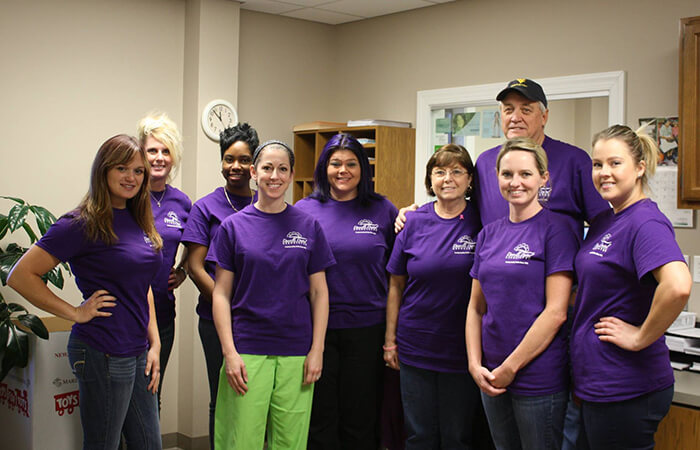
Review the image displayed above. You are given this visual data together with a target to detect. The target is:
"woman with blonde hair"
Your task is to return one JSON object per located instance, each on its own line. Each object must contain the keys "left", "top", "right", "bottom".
{"left": 571, "top": 125, "right": 691, "bottom": 449}
{"left": 466, "top": 137, "right": 578, "bottom": 450}
{"left": 137, "top": 112, "right": 191, "bottom": 411}
{"left": 9, "top": 134, "right": 164, "bottom": 449}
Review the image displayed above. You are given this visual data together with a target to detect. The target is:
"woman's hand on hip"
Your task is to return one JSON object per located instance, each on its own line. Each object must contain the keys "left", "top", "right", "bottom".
{"left": 594, "top": 316, "right": 643, "bottom": 351}
{"left": 74, "top": 290, "right": 116, "bottom": 323}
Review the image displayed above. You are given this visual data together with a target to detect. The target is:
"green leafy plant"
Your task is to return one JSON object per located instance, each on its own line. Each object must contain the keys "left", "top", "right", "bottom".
{"left": 0, "top": 196, "right": 70, "bottom": 381}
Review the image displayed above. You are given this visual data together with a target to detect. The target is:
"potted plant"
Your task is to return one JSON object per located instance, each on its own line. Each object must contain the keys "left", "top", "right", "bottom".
{"left": 0, "top": 196, "right": 70, "bottom": 381}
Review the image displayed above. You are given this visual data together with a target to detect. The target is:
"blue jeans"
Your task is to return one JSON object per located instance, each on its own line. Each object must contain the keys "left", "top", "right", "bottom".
{"left": 198, "top": 317, "right": 223, "bottom": 450}
{"left": 67, "top": 335, "right": 161, "bottom": 450}
{"left": 578, "top": 386, "right": 673, "bottom": 450}
{"left": 399, "top": 362, "right": 480, "bottom": 450}
{"left": 157, "top": 320, "right": 175, "bottom": 414}
{"left": 481, "top": 390, "right": 567, "bottom": 450}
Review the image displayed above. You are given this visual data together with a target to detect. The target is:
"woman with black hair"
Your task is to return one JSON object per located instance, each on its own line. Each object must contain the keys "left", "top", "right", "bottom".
{"left": 296, "top": 133, "right": 398, "bottom": 449}
{"left": 181, "top": 122, "right": 259, "bottom": 448}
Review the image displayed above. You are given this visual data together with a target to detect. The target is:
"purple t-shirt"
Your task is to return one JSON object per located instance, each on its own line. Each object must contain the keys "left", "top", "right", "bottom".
{"left": 474, "top": 135, "right": 609, "bottom": 237}
{"left": 181, "top": 187, "right": 254, "bottom": 320}
{"left": 151, "top": 185, "right": 191, "bottom": 328}
{"left": 210, "top": 204, "right": 336, "bottom": 356}
{"left": 470, "top": 209, "right": 578, "bottom": 395}
{"left": 572, "top": 199, "right": 682, "bottom": 402}
{"left": 386, "top": 202, "right": 481, "bottom": 373}
{"left": 36, "top": 209, "right": 162, "bottom": 357}
{"left": 295, "top": 196, "right": 397, "bottom": 329}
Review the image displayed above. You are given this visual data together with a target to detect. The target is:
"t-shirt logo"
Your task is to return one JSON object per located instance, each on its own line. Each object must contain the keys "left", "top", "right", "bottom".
{"left": 505, "top": 243, "right": 535, "bottom": 265}
{"left": 164, "top": 211, "right": 183, "bottom": 229}
{"left": 452, "top": 235, "right": 476, "bottom": 255}
{"left": 282, "top": 231, "right": 308, "bottom": 249}
{"left": 589, "top": 233, "right": 612, "bottom": 257}
{"left": 538, "top": 185, "right": 551, "bottom": 204}
{"left": 143, "top": 233, "right": 156, "bottom": 248}
{"left": 353, "top": 219, "right": 379, "bottom": 235}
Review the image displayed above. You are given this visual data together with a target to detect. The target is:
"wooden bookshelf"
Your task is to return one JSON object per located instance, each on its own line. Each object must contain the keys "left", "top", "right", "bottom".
{"left": 292, "top": 125, "right": 415, "bottom": 208}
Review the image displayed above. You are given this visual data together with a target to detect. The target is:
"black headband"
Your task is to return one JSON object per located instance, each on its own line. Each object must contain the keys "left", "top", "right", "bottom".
{"left": 252, "top": 140, "right": 295, "bottom": 168}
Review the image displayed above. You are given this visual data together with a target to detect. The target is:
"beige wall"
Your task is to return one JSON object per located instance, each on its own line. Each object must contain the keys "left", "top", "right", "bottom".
{"left": 0, "top": 0, "right": 239, "bottom": 443}
{"left": 238, "top": 11, "right": 336, "bottom": 146}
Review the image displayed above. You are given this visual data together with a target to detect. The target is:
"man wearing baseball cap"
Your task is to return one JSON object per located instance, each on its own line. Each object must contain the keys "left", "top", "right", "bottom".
{"left": 475, "top": 78, "right": 608, "bottom": 450}
{"left": 473, "top": 78, "right": 609, "bottom": 235}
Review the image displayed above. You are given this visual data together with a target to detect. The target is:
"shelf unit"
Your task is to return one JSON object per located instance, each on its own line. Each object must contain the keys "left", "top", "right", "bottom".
{"left": 292, "top": 125, "right": 416, "bottom": 208}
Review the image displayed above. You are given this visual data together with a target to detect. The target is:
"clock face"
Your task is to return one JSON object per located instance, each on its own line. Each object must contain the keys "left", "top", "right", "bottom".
{"left": 202, "top": 99, "right": 238, "bottom": 141}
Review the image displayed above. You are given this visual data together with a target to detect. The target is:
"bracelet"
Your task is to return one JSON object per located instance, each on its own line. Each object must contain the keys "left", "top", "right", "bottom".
{"left": 382, "top": 345, "right": 397, "bottom": 351}
{"left": 176, "top": 266, "right": 187, "bottom": 276}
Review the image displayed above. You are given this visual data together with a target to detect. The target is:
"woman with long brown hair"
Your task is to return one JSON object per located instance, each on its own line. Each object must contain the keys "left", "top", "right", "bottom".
{"left": 9, "top": 134, "right": 164, "bottom": 449}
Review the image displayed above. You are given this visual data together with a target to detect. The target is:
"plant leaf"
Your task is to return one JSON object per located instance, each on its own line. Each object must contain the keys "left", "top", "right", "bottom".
{"left": 0, "top": 214, "right": 8, "bottom": 240}
{"left": 7, "top": 303, "right": 27, "bottom": 314}
{"left": 46, "top": 266, "right": 64, "bottom": 290}
{"left": 6, "top": 326, "right": 29, "bottom": 368}
{"left": 29, "top": 205, "right": 57, "bottom": 235}
{"left": 21, "top": 222, "right": 38, "bottom": 244}
{"left": 8, "top": 203, "right": 29, "bottom": 233}
{"left": 0, "top": 324, "right": 8, "bottom": 361}
{"left": 18, "top": 314, "right": 48, "bottom": 340}
{"left": 0, "top": 250, "right": 23, "bottom": 286}
{"left": 0, "top": 196, "right": 24, "bottom": 205}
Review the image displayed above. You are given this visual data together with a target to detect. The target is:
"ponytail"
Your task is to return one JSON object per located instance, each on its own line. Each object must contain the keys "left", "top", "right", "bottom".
{"left": 592, "top": 124, "right": 659, "bottom": 192}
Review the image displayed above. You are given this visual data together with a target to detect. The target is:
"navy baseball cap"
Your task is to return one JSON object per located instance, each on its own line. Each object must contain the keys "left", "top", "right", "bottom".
{"left": 496, "top": 78, "right": 548, "bottom": 108}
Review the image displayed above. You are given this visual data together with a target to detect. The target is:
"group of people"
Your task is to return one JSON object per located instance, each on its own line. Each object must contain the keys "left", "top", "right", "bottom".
{"left": 6, "top": 77, "right": 692, "bottom": 450}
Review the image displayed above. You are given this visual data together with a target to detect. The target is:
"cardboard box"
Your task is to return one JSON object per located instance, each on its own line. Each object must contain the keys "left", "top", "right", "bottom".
{"left": 0, "top": 317, "right": 82, "bottom": 450}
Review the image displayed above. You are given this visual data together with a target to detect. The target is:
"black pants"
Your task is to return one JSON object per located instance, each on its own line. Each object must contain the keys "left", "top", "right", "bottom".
{"left": 308, "top": 324, "right": 385, "bottom": 450}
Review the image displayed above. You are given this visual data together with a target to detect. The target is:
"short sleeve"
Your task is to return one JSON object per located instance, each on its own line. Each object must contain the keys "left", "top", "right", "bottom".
{"left": 386, "top": 222, "right": 409, "bottom": 276}
{"left": 181, "top": 203, "right": 211, "bottom": 246}
{"left": 308, "top": 220, "right": 336, "bottom": 275}
{"left": 469, "top": 228, "right": 485, "bottom": 279}
{"left": 577, "top": 155, "right": 610, "bottom": 223}
{"left": 544, "top": 220, "right": 579, "bottom": 276}
{"left": 210, "top": 220, "right": 236, "bottom": 272}
{"left": 632, "top": 219, "right": 684, "bottom": 280}
{"left": 35, "top": 215, "right": 86, "bottom": 262}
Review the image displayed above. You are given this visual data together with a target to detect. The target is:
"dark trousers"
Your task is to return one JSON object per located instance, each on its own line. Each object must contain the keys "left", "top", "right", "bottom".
{"left": 578, "top": 386, "right": 673, "bottom": 450}
{"left": 198, "top": 318, "right": 223, "bottom": 450}
{"left": 399, "top": 362, "right": 480, "bottom": 450}
{"left": 156, "top": 321, "right": 175, "bottom": 414}
{"left": 308, "top": 324, "right": 385, "bottom": 450}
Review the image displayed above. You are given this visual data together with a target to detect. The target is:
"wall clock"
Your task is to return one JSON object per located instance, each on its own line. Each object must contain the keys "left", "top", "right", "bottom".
{"left": 201, "top": 99, "right": 238, "bottom": 142}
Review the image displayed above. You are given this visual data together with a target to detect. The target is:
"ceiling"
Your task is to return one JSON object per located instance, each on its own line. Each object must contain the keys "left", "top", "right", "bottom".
{"left": 238, "top": 0, "right": 456, "bottom": 25}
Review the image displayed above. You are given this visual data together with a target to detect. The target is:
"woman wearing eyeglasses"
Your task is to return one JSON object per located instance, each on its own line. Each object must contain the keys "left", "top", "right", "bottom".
{"left": 384, "top": 144, "right": 481, "bottom": 449}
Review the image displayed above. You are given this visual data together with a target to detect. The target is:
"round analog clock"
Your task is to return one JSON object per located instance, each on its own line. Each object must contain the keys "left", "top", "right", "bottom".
{"left": 201, "top": 99, "right": 238, "bottom": 142}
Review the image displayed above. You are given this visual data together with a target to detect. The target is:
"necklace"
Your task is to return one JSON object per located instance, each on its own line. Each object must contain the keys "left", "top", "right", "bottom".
{"left": 151, "top": 187, "right": 167, "bottom": 208}
{"left": 224, "top": 188, "right": 254, "bottom": 212}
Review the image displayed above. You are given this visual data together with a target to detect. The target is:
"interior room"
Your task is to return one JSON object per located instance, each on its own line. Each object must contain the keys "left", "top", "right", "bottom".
{"left": 1, "top": 0, "right": 699, "bottom": 448}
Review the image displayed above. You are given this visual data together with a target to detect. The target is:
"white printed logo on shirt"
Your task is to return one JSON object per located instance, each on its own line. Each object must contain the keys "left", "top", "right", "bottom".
{"left": 164, "top": 211, "right": 183, "bottom": 228}
{"left": 143, "top": 233, "right": 156, "bottom": 248}
{"left": 353, "top": 219, "right": 379, "bottom": 235}
{"left": 505, "top": 243, "right": 535, "bottom": 265}
{"left": 589, "top": 233, "right": 612, "bottom": 257}
{"left": 452, "top": 235, "right": 476, "bottom": 255}
{"left": 283, "top": 231, "right": 308, "bottom": 249}
{"left": 538, "top": 185, "right": 552, "bottom": 204}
